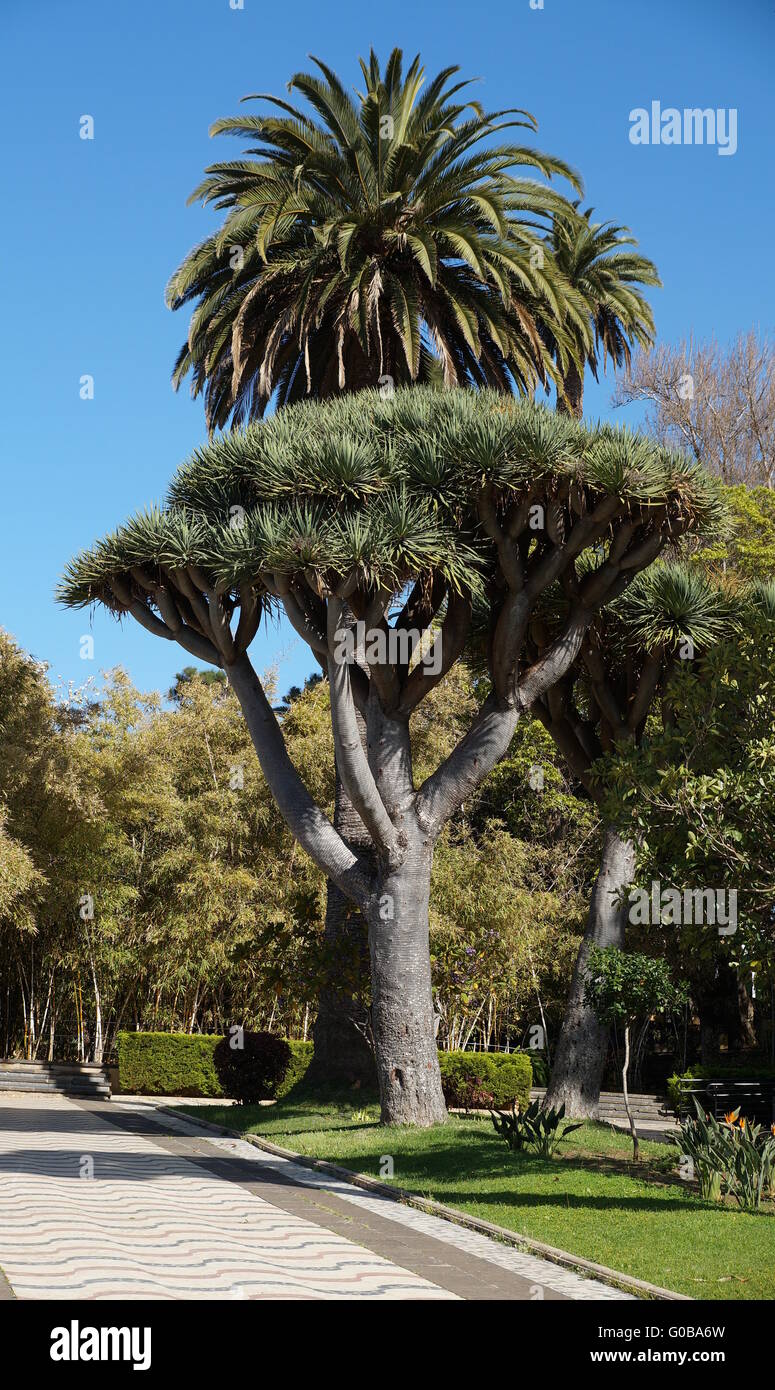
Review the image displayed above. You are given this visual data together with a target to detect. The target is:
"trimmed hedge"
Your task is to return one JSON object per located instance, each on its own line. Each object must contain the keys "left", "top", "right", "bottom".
{"left": 116, "top": 1033, "right": 529, "bottom": 1109}
{"left": 116, "top": 1031, "right": 314, "bottom": 1099}
{"left": 116, "top": 1032, "right": 222, "bottom": 1097}
{"left": 214, "top": 1031, "right": 291, "bottom": 1104}
{"left": 526, "top": 1050, "right": 549, "bottom": 1087}
{"left": 278, "top": 1040, "right": 314, "bottom": 1097}
{"left": 438, "top": 1050, "right": 532, "bottom": 1111}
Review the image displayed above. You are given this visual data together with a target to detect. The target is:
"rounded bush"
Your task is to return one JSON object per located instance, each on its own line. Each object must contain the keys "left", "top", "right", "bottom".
{"left": 438, "top": 1050, "right": 532, "bottom": 1110}
{"left": 213, "top": 1030, "right": 292, "bottom": 1104}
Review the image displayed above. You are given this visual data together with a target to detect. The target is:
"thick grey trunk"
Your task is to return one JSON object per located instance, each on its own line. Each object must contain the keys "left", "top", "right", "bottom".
{"left": 367, "top": 833, "right": 447, "bottom": 1127}
{"left": 307, "top": 771, "right": 376, "bottom": 1089}
{"left": 545, "top": 826, "right": 636, "bottom": 1117}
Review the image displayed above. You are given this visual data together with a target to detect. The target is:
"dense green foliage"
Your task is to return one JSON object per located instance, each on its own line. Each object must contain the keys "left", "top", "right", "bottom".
{"left": 0, "top": 650, "right": 591, "bottom": 1062}
{"left": 115, "top": 1030, "right": 530, "bottom": 1106}
{"left": 116, "top": 1032, "right": 223, "bottom": 1097}
{"left": 695, "top": 484, "right": 775, "bottom": 578}
{"left": 115, "top": 1031, "right": 313, "bottom": 1097}
{"left": 166, "top": 49, "right": 587, "bottom": 425}
{"left": 601, "top": 588, "right": 775, "bottom": 979}
{"left": 544, "top": 202, "right": 659, "bottom": 413}
{"left": 584, "top": 947, "right": 688, "bottom": 1029}
{"left": 277, "top": 1040, "right": 314, "bottom": 1097}
{"left": 491, "top": 1097, "right": 581, "bottom": 1156}
{"left": 59, "top": 387, "right": 723, "bottom": 620}
{"left": 437, "top": 1049, "right": 532, "bottom": 1109}
{"left": 672, "top": 1098, "right": 775, "bottom": 1211}
{"left": 213, "top": 1030, "right": 292, "bottom": 1103}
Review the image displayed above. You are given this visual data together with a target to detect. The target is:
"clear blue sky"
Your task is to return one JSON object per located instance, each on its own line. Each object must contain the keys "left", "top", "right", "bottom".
{"left": 2, "top": 0, "right": 773, "bottom": 702}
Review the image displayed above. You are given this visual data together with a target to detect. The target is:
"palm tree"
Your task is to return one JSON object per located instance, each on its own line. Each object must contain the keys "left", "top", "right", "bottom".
{"left": 543, "top": 203, "right": 661, "bottom": 418}
{"left": 166, "top": 49, "right": 584, "bottom": 427}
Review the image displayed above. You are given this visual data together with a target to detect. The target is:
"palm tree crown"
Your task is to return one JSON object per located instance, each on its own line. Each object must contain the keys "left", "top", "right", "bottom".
{"left": 166, "top": 49, "right": 585, "bottom": 428}
{"left": 545, "top": 203, "right": 661, "bottom": 417}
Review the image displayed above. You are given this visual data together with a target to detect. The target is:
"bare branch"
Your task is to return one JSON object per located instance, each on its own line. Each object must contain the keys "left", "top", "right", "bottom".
{"left": 227, "top": 652, "right": 371, "bottom": 908}
{"left": 326, "top": 597, "right": 398, "bottom": 859}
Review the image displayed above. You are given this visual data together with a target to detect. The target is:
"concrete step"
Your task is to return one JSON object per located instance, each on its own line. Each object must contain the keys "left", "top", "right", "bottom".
{"left": 531, "top": 1087, "right": 670, "bottom": 1119}
{"left": 0, "top": 1073, "right": 110, "bottom": 1088}
{"left": 0, "top": 1061, "right": 106, "bottom": 1074}
{"left": 0, "top": 1079, "right": 105, "bottom": 1090}
{"left": 0, "top": 1059, "right": 111, "bottom": 1099}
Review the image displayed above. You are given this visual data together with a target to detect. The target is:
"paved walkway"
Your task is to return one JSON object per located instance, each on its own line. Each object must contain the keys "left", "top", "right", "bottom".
{"left": 0, "top": 1092, "right": 631, "bottom": 1301}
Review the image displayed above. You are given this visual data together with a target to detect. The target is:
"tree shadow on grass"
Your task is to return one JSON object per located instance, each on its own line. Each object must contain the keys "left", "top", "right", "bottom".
{"left": 312, "top": 1140, "right": 734, "bottom": 1218}
{"left": 198, "top": 1083, "right": 382, "bottom": 1138}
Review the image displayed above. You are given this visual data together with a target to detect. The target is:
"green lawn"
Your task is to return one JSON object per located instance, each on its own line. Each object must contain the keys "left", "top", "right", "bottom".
{"left": 176, "top": 1091, "right": 775, "bottom": 1300}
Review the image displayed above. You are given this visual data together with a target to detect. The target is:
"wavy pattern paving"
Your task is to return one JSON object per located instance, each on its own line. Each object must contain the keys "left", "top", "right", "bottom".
{"left": 0, "top": 1093, "right": 454, "bottom": 1300}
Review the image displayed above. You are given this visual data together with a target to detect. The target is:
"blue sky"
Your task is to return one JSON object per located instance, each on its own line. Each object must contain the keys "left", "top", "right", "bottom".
{"left": 2, "top": 0, "right": 773, "bottom": 702}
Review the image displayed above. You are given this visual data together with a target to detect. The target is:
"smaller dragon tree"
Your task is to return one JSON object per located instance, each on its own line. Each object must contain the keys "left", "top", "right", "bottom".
{"left": 59, "top": 387, "right": 721, "bottom": 1126}
{"left": 532, "top": 563, "right": 738, "bottom": 1117}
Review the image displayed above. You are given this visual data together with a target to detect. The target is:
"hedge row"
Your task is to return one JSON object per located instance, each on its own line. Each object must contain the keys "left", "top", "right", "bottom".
{"left": 116, "top": 1032, "right": 222, "bottom": 1097}
{"left": 116, "top": 1032, "right": 531, "bottom": 1108}
{"left": 115, "top": 1032, "right": 312, "bottom": 1099}
{"left": 438, "top": 1049, "right": 532, "bottom": 1111}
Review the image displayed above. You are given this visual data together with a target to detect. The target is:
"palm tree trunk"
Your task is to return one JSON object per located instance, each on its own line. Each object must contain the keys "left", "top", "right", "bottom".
{"left": 558, "top": 360, "right": 584, "bottom": 419}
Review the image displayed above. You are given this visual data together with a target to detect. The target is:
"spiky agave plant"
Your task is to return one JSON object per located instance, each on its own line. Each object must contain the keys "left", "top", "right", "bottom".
{"left": 534, "top": 558, "right": 737, "bottom": 1118}
{"left": 59, "top": 388, "right": 722, "bottom": 1126}
{"left": 747, "top": 576, "right": 775, "bottom": 622}
{"left": 541, "top": 202, "right": 661, "bottom": 417}
{"left": 166, "top": 49, "right": 587, "bottom": 427}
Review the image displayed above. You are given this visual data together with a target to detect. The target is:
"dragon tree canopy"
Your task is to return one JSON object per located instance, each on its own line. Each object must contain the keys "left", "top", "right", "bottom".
{"left": 59, "top": 386, "right": 724, "bottom": 714}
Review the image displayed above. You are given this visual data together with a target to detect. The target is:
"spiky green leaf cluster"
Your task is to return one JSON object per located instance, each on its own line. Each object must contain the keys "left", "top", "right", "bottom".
{"left": 59, "top": 388, "right": 724, "bottom": 618}
{"left": 617, "top": 563, "right": 740, "bottom": 655}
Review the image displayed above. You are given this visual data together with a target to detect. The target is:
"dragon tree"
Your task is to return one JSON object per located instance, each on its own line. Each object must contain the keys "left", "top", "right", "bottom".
{"left": 527, "top": 561, "right": 731, "bottom": 1116}
{"left": 165, "top": 48, "right": 592, "bottom": 1084}
{"left": 59, "top": 387, "right": 720, "bottom": 1126}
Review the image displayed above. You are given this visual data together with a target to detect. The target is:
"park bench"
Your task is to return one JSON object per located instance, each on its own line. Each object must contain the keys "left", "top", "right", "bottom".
{"left": 677, "top": 1077, "right": 775, "bottom": 1126}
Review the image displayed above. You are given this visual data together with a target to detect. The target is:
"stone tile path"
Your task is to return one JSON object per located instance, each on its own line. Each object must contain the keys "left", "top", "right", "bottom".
{"left": 0, "top": 1092, "right": 632, "bottom": 1301}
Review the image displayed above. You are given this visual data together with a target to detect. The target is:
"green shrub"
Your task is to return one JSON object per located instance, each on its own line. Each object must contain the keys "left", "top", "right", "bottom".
{"left": 116, "top": 1032, "right": 223, "bottom": 1097}
{"left": 491, "top": 1098, "right": 581, "bottom": 1158}
{"left": 117, "top": 1032, "right": 313, "bottom": 1099}
{"left": 489, "top": 1102, "right": 535, "bottom": 1152}
{"left": 526, "top": 1050, "right": 550, "bottom": 1086}
{"left": 726, "top": 1113, "right": 775, "bottom": 1211}
{"left": 438, "top": 1050, "right": 532, "bottom": 1110}
{"left": 671, "top": 1097, "right": 733, "bottom": 1200}
{"left": 671, "top": 1098, "right": 775, "bottom": 1209}
{"left": 277, "top": 1040, "right": 314, "bottom": 1097}
{"left": 214, "top": 1031, "right": 292, "bottom": 1104}
{"left": 116, "top": 1034, "right": 527, "bottom": 1109}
